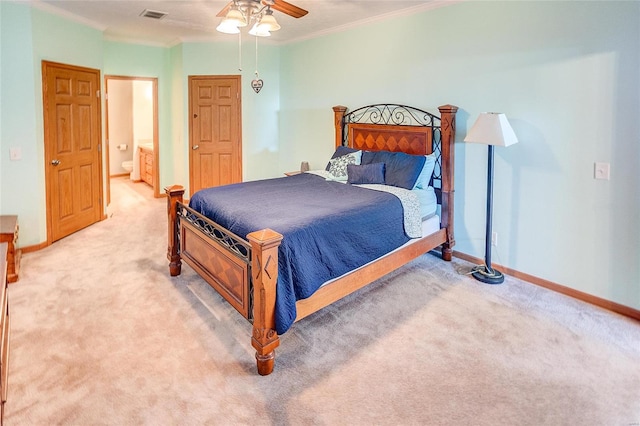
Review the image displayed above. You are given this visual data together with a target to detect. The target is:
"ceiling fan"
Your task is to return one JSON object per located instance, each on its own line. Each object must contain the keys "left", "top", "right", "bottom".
{"left": 216, "top": 0, "right": 308, "bottom": 37}
{"left": 214, "top": 0, "right": 308, "bottom": 92}
{"left": 217, "top": 0, "right": 308, "bottom": 20}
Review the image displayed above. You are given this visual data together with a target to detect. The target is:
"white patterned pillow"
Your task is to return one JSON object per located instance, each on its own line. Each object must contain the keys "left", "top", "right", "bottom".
{"left": 327, "top": 150, "right": 362, "bottom": 181}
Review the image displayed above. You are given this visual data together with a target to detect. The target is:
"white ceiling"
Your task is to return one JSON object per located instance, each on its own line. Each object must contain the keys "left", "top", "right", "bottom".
{"left": 29, "top": 1, "right": 453, "bottom": 46}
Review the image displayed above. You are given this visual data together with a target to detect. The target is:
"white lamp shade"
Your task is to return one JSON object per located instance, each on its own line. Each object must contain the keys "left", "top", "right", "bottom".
{"left": 464, "top": 112, "right": 518, "bottom": 147}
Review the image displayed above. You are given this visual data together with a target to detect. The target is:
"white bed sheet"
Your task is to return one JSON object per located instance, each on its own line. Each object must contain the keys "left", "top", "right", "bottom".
{"left": 414, "top": 186, "right": 437, "bottom": 219}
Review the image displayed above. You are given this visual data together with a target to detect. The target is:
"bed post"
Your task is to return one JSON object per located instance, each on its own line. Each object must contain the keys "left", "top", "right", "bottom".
{"left": 247, "top": 228, "right": 284, "bottom": 376}
{"left": 165, "top": 185, "right": 185, "bottom": 276}
{"left": 438, "top": 104, "right": 458, "bottom": 261}
{"left": 333, "top": 105, "right": 347, "bottom": 148}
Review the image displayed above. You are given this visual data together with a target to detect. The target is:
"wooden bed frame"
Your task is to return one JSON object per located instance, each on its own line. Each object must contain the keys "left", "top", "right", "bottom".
{"left": 166, "top": 104, "right": 458, "bottom": 375}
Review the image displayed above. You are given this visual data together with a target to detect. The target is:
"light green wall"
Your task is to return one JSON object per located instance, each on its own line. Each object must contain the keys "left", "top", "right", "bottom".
{"left": 169, "top": 44, "right": 184, "bottom": 188}
{"left": 0, "top": 2, "right": 38, "bottom": 234}
{"left": 279, "top": 1, "right": 640, "bottom": 309}
{"left": 0, "top": 3, "right": 103, "bottom": 246}
{"left": 0, "top": 1, "right": 638, "bottom": 311}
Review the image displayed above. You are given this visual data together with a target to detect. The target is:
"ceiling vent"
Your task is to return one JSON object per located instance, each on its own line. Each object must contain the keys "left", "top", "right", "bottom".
{"left": 140, "top": 9, "right": 168, "bottom": 20}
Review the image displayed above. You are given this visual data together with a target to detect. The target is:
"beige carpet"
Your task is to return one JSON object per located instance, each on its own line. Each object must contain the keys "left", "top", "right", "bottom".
{"left": 4, "top": 177, "right": 640, "bottom": 425}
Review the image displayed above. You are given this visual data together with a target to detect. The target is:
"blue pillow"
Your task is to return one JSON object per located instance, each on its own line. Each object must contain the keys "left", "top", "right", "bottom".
{"left": 361, "top": 150, "right": 426, "bottom": 189}
{"left": 347, "top": 163, "right": 386, "bottom": 185}
{"left": 413, "top": 153, "right": 437, "bottom": 189}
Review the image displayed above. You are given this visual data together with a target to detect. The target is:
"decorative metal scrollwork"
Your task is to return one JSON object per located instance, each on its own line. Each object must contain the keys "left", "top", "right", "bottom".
{"left": 176, "top": 202, "right": 251, "bottom": 262}
{"left": 176, "top": 202, "right": 255, "bottom": 323}
{"left": 343, "top": 104, "right": 439, "bottom": 128}
{"left": 175, "top": 201, "right": 256, "bottom": 323}
{"left": 431, "top": 127, "right": 442, "bottom": 190}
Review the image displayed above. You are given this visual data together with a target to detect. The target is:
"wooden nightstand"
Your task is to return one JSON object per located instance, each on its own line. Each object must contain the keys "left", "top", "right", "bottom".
{"left": 0, "top": 216, "right": 20, "bottom": 283}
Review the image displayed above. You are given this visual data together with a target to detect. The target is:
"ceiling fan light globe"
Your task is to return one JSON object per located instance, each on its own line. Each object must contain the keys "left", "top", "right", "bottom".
{"left": 248, "top": 23, "right": 271, "bottom": 37}
{"left": 225, "top": 8, "right": 247, "bottom": 27}
{"left": 216, "top": 20, "right": 241, "bottom": 34}
{"left": 259, "top": 13, "right": 280, "bottom": 31}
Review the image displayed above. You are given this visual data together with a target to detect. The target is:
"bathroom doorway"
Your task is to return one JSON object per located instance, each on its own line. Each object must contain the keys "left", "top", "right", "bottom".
{"left": 105, "top": 76, "right": 159, "bottom": 202}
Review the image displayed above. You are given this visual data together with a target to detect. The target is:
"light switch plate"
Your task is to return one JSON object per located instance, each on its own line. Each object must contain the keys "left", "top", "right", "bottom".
{"left": 594, "top": 162, "right": 610, "bottom": 180}
{"left": 9, "top": 147, "right": 22, "bottom": 161}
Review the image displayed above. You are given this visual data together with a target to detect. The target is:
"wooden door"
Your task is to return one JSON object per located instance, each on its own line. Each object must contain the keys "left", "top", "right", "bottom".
{"left": 189, "top": 76, "right": 242, "bottom": 194}
{"left": 42, "top": 61, "right": 103, "bottom": 242}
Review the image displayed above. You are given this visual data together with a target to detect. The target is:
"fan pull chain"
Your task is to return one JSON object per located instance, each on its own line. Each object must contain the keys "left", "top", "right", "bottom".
{"left": 251, "top": 32, "right": 264, "bottom": 93}
{"left": 238, "top": 31, "right": 242, "bottom": 71}
{"left": 254, "top": 34, "right": 259, "bottom": 79}
{"left": 250, "top": 35, "right": 263, "bottom": 93}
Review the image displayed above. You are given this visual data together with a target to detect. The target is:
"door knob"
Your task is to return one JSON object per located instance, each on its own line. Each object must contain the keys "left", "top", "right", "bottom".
{"left": 51, "top": 159, "right": 60, "bottom": 166}
{"left": 192, "top": 145, "right": 199, "bottom": 150}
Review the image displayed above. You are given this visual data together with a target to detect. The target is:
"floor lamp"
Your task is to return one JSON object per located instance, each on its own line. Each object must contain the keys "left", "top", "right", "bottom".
{"left": 464, "top": 112, "right": 518, "bottom": 284}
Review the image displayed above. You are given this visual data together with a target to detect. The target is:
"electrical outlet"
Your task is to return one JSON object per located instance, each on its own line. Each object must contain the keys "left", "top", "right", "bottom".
{"left": 491, "top": 231, "right": 498, "bottom": 247}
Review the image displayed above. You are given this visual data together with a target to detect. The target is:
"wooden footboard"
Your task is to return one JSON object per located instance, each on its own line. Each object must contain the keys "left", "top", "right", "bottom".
{"left": 166, "top": 185, "right": 283, "bottom": 375}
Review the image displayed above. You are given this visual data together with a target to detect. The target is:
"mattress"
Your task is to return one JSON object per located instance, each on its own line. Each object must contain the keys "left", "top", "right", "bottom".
{"left": 319, "top": 215, "right": 441, "bottom": 288}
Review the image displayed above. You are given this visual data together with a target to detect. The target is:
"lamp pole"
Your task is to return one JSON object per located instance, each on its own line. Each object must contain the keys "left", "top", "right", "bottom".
{"left": 464, "top": 111, "right": 517, "bottom": 284}
{"left": 472, "top": 144, "right": 504, "bottom": 284}
{"left": 485, "top": 144, "right": 494, "bottom": 270}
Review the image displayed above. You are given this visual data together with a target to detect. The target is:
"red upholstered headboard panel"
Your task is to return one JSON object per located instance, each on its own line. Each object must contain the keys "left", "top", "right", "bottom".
{"left": 348, "top": 123, "right": 434, "bottom": 155}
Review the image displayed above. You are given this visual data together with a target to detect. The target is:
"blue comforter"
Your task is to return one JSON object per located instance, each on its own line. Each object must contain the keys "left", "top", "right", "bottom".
{"left": 189, "top": 173, "right": 410, "bottom": 334}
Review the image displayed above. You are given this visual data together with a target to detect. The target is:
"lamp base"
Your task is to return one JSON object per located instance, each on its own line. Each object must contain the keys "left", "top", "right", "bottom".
{"left": 471, "top": 265, "right": 505, "bottom": 285}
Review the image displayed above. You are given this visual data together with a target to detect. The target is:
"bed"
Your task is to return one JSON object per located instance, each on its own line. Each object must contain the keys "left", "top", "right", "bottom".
{"left": 166, "top": 103, "right": 458, "bottom": 375}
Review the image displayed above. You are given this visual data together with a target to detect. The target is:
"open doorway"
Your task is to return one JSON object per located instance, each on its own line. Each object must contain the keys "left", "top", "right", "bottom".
{"left": 105, "top": 76, "right": 159, "bottom": 203}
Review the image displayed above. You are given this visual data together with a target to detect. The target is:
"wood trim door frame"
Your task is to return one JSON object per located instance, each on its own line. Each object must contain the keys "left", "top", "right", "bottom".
{"left": 104, "top": 75, "right": 160, "bottom": 200}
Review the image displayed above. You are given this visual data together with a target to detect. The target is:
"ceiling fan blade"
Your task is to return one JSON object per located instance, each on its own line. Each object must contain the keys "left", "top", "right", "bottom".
{"left": 217, "top": 1, "right": 233, "bottom": 18}
{"left": 268, "top": 0, "right": 308, "bottom": 18}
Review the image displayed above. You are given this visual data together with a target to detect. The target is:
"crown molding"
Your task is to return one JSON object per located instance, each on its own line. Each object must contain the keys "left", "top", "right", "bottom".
{"left": 103, "top": 34, "right": 174, "bottom": 48}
